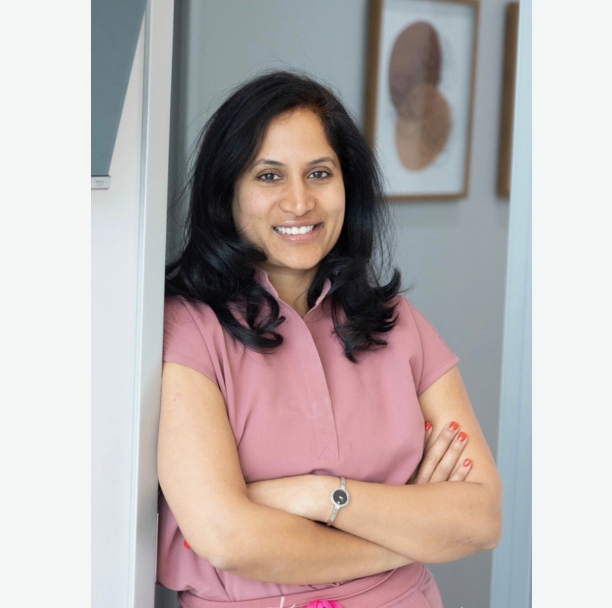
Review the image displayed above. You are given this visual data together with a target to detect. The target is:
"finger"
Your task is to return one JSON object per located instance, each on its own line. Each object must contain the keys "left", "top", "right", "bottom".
{"left": 407, "top": 421, "right": 434, "bottom": 485}
{"left": 424, "top": 420, "right": 433, "bottom": 446}
{"left": 429, "top": 430, "right": 469, "bottom": 483}
{"left": 413, "top": 421, "right": 460, "bottom": 484}
{"left": 449, "top": 457, "right": 472, "bottom": 481}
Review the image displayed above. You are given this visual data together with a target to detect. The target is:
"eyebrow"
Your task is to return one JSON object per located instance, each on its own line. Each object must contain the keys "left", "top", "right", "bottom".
{"left": 250, "top": 156, "right": 338, "bottom": 169}
{"left": 308, "top": 156, "right": 338, "bottom": 167}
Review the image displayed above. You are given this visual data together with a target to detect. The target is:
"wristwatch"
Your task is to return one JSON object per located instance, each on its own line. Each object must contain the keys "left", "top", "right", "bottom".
{"left": 326, "top": 477, "right": 350, "bottom": 526}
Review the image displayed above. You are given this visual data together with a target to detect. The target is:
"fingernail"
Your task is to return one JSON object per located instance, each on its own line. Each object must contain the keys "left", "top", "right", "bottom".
{"left": 425, "top": 421, "right": 432, "bottom": 431}
{"left": 448, "top": 421, "right": 459, "bottom": 431}
{"left": 184, "top": 540, "right": 191, "bottom": 549}
{"left": 463, "top": 458, "right": 471, "bottom": 467}
{"left": 457, "top": 431, "right": 467, "bottom": 442}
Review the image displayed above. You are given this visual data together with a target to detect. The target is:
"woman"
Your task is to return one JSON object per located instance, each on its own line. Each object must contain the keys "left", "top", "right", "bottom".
{"left": 157, "top": 71, "right": 501, "bottom": 608}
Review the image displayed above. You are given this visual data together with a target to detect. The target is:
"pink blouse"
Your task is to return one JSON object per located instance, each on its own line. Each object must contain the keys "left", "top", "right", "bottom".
{"left": 157, "top": 271, "right": 459, "bottom": 603}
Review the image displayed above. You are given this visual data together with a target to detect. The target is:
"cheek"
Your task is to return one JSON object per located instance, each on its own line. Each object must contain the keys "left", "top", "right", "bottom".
{"left": 334, "top": 190, "right": 346, "bottom": 228}
{"left": 231, "top": 190, "right": 245, "bottom": 226}
{"left": 335, "top": 183, "right": 346, "bottom": 213}
{"left": 232, "top": 202, "right": 252, "bottom": 241}
{"left": 231, "top": 202, "right": 241, "bottom": 232}
{"left": 327, "top": 204, "right": 345, "bottom": 249}
{"left": 232, "top": 195, "right": 268, "bottom": 241}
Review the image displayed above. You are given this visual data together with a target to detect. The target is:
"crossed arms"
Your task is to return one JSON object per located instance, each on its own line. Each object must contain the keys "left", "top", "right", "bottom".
{"left": 157, "top": 363, "right": 502, "bottom": 584}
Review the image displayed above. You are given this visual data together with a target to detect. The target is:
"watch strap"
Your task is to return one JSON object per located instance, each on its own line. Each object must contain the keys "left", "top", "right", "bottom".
{"left": 326, "top": 477, "right": 349, "bottom": 526}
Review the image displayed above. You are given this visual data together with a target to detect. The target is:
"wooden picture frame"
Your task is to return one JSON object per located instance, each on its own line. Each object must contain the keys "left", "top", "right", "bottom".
{"left": 497, "top": 2, "right": 519, "bottom": 198}
{"left": 364, "top": 0, "right": 480, "bottom": 201}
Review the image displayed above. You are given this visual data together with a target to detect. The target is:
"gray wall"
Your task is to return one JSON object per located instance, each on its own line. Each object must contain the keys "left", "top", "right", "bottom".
{"left": 91, "top": 0, "right": 147, "bottom": 176}
{"left": 161, "top": 1, "right": 511, "bottom": 606}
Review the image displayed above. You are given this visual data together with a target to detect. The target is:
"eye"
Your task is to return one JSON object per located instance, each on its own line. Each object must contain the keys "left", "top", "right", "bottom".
{"left": 257, "top": 172, "right": 280, "bottom": 182}
{"left": 309, "top": 170, "right": 331, "bottom": 179}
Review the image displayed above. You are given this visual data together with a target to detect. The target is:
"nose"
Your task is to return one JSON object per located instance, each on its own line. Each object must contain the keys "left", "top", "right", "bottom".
{"left": 279, "top": 178, "right": 315, "bottom": 216}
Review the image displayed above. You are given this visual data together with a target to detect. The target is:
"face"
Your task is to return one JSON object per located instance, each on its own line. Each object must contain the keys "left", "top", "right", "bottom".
{"left": 232, "top": 108, "right": 345, "bottom": 287}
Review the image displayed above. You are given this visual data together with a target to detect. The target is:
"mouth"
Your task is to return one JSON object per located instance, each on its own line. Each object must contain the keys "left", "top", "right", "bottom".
{"left": 274, "top": 224, "right": 317, "bottom": 235}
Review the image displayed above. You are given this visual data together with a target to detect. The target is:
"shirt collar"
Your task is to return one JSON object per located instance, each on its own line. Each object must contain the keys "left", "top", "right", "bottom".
{"left": 254, "top": 266, "right": 332, "bottom": 312}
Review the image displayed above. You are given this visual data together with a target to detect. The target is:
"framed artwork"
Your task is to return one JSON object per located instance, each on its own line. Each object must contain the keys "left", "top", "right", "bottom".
{"left": 497, "top": 2, "right": 519, "bottom": 198}
{"left": 365, "top": 0, "right": 480, "bottom": 201}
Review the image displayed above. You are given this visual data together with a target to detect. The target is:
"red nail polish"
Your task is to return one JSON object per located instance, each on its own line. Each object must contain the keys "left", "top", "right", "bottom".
{"left": 457, "top": 431, "right": 467, "bottom": 442}
{"left": 425, "top": 421, "right": 432, "bottom": 431}
{"left": 463, "top": 458, "right": 471, "bottom": 467}
{"left": 184, "top": 540, "right": 191, "bottom": 549}
{"left": 449, "top": 421, "right": 459, "bottom": 431}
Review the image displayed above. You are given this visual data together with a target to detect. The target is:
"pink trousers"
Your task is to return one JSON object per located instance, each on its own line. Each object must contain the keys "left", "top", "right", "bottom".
{"left": 178, "top": 563, "right": 443, "bottom": 608}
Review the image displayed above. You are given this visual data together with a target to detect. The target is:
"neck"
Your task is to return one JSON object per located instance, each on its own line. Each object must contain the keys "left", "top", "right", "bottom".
{"left": 261, "top": 266, "right": 317, "bottom": 318}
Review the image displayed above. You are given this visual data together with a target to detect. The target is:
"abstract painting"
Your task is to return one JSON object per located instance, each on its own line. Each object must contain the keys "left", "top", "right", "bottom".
{"left": 365, "top": 0, "right": 480, "bottom": 200}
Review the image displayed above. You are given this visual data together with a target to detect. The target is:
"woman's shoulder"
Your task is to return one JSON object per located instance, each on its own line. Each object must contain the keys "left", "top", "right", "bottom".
{"left": 388, "top": 294, "right": 415, "bottom": 322}
{"left": 389, "top": 295, "right": 443, "bottom": 339}
{"left": 390, "top": 294, "right": 437, "bottom": 318}
{"left": 162, "top": 296, "right": 225, "bottom": 379}
{"left": 164, "top": 295, "right": 221, "bottom": 333}
{"left": 165, "top": 294, "right": 213, "bottom": 313}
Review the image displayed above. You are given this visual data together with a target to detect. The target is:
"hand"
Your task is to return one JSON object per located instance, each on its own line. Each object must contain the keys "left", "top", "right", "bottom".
{"left": 408, "top": 421, "right": 472, "bottom": 484}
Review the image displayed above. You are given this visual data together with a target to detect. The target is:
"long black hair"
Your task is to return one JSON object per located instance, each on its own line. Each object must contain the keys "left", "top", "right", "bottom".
{"left": 166, "top": 70, "right": 401, "bottom": 362}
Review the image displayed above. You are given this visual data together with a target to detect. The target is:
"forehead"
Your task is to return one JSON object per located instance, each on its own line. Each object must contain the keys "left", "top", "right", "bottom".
{"left": 256, "top": 108, "right": 335, "bottom": 156}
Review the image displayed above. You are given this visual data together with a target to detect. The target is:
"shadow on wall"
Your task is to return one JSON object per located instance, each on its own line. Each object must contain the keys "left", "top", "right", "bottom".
{"left": 156, "top": 584, "right": 179, "bottom": 608}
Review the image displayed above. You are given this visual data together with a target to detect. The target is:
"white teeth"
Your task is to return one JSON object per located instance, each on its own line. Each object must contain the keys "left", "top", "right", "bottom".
{"left": 275, "top": 225, "right": 315, "bottom": 235}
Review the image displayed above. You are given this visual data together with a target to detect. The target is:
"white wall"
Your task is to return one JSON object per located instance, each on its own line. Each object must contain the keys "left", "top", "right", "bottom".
{"left": 490, "top": 0, "right": 531, "bottom": 604}
{"left": 92, "top": 21, "right": 145, "bottom": 608}
{"left": 92, "top": 2, "right": 174, "bottom": 607}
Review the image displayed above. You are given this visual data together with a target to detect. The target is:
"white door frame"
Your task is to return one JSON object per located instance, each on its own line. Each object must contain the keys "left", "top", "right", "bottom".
{"left": 128, "top": 1, "right": 174, "bottom": 607}
{"left": 490, "top": 0, "right": 532, "bottom": 606}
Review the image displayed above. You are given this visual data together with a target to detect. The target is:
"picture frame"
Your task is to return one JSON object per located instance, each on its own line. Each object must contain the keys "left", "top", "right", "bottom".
{"left": 497, "top": 2, "right": 519, "bottom": 198}
{"left": 364, "top": 0, "right": 480, "bottom": 201}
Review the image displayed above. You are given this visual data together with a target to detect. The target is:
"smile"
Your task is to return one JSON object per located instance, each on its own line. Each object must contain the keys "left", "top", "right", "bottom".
{"left": 274, "top": 225, "right": 317, "bottom": 235}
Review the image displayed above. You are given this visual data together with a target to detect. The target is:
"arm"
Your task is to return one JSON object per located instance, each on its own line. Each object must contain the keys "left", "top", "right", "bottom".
{"left": 158, "top": 361, "right": 413, "bottom": 584}
{"left": 247, "top": 366, "right": 502, "bottom": 564}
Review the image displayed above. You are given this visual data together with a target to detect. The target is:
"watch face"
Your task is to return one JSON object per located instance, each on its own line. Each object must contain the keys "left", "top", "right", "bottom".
{"left": 332, "top": 489, "right": 349, "bottom": 506}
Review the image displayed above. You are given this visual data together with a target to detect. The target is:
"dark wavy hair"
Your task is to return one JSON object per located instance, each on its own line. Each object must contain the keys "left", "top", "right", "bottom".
{"left": 166, "top": 70, "right": 401, "bottom": 362}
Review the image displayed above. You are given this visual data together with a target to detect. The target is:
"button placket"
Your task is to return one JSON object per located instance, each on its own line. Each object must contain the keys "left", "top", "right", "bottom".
{"left": 281, "top": 304, "right": 339, "bottom": 461}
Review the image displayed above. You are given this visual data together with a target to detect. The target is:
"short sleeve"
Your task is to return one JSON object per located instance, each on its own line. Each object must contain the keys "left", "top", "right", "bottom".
{"left": 163, "top": 297, "right": 217, "bottom": 383}
{"left": 405, "top": 300, "right": 460, "bottom": 395}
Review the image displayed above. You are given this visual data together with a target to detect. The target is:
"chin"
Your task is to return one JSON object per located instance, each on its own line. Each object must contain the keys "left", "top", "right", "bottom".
{"left": 265, "top": 258, "right": 322, "bottom": 274}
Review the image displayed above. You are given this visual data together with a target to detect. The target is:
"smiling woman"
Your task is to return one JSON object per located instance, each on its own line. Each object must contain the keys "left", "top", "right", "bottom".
{"left": 232, "top": 109, "right": 346, "bottom": 316}
{"left": 158, "top": 71, "right": 501, "bottom": 608}
{"left": 165, "top": 71, "right": 401, "bottom": 359}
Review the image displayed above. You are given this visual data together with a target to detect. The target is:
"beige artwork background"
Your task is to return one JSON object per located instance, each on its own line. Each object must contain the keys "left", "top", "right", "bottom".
{"left": 389, "top": 21, "right": 452, "bottom": 171}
